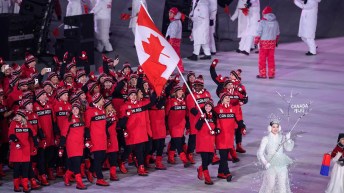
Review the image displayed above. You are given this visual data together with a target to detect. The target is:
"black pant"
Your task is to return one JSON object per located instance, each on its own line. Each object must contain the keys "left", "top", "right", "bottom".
{"left": 200, "top": 152, "right": 214, "bottom": 170}
{"left": 68, "top": 156, "right": 82, "bottom": 174}
{"left": 37, "top": 146, "right": 55, "bottom": 175}
{"left": 187, "top": 134, "right": 196, "bottom": 154}
{"left": 0, "top": 142, "right": 9, "bottom": 165}
{"left": 91, "top": 150, "right": 106, "bottom": 179}
{"left": 218, "top": 149, "right": 230, "bottom": 174}
{"left": 130, "top": 143, "right": 145, "bottom": 166}
{"left": 13, "top": 162, "right": 30, "bottom": 178}
{"left": 117, "top": 129, "right": 126, "bottom": 150}
{"left": 28, "top": 155, "right": 38, "bottom": 179}
{"left": 170, "top": 137, "right": 183, "bottom": 155}
{"left": 152, "top": 138, "right": 165, "bottom": 156}
{"left": 144, "top": 137, "right": 153, "bottom": 157}
{"left": 107, "top": 152, "right": 118, "bottom": 167}
{"left": 235, "top": 127, "right": 242, "bottom": 144}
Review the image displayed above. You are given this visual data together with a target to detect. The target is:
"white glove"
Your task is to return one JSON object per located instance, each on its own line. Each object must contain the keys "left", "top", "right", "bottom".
{"left": 286, "top": 132, "right": 291, "bottom": 140}
{"left": 265, "top": 163, "right": 271, "bottom": 170}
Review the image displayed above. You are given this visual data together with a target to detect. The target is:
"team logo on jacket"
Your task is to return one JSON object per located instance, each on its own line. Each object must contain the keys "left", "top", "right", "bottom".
{"left": 72, "top": 119, "right": 76, "bottom": 123}
{"left": 218, "top": 113, "right": 235, "bottom": 119}
{"left": 174, "top": 102, "right": 178, "bottom": 105}
{"left": 59, "top": 107, "right": 62, "bottom": 110}
{"left": 220, "top": 109, "right": 223, "bottom": 113}
{"left": 95, "top": 112, "right": 98, "bottom": 115}
{"left": 15, "top": 128, "right": 29, "bottom": 133}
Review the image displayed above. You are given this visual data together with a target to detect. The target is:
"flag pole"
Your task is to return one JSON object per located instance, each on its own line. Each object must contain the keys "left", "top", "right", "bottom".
{"left": 175, "top": 66, "right": 215, "bottom": 134}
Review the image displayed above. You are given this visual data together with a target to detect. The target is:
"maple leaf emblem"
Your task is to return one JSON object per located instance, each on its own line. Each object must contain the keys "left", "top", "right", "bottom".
{"left": 141, "top": 34, "right": 168, "bottom": 95}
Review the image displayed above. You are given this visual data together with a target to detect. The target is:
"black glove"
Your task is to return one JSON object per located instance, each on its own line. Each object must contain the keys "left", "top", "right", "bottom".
{"left": 106, "top": 120, "right": 113, "bottom": 129}
{"left": 237, "top": 120, "right": 246, "bottom": 129}
{"left": 214, "top": 128, "right": 221, "bottom": 135}
{"left": 210, "top": 19, "right": 214, "bottom": 26}
{"left": 185, "top": 116, "right": 190, "bottom": 130}
{"left": 59, "top": 136, "right": 66, "bottom": 147}
{"left": 128, "top": 7, "right": 132, "bottom": 11}
{"left": 190, "top": 108, "right": 198, "bottom": 116}
{"left": 166, "top": 36, "right": 170, "bottom": 41}
{"left": 276, "top": 42, "right": 279, "bottom": 47}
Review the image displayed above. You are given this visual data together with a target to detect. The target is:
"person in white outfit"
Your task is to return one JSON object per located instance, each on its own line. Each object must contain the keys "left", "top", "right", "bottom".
{"left": 91, "top": 0, "right": 113, "bottom": 52}
{"left": 209, "top": 0, "right": 217, "bottom": 55}
{"left": 257, "top": 120, "right": 294, "bottom": 193}
{"left": 231, "top": 0, "right": 260, "bottom": 55}
{"left": 294, "top": 0, "right": 320, "bottom": 56}
{"left": 129, "top": 0, "right": 147, "bottom": 36}
{"left": 187, "top": 0, "right": 211, "bottom": 61}
{"left": 0, "top": 0, "right": 10, "bottom": 13}
{"left": 325, "top": 133, "right": 344, "bottom": 193}
{"left": 66, "top": 0, "right": 83, "bottom": 17}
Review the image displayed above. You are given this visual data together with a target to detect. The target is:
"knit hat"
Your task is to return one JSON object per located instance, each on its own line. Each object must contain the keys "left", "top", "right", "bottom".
{"left": 103, "top": 76, "right": 114, "bottom": 83}
{"left": 66, "top": 57, "right": 76, "bottom": 71}
{"left": 193, "top": 75, "right": 204, "bottom": 86}
{"left": 219, "top": 92, "right": 230, "bottom": 102}
{"left": 104, "top": 99, "right": 112, "bottom": 109}
{"left": 262, "top": 6, "right": 273, "bottom": 15}
{"left": 223, "top": 79, "right": 233, "bottom": 87}
{"left": 22, "top": 91, "right": 33, "bottom": 99}
{"left": 98, "top": 73, "right": 107, "bottom": 81}
{"left": 25, "top": 53, "right": 35, "bottom": 65}
{"left": 10, "top": 76, "right": 20, "bottom": 87}
{"left": 338, "top": 133, "right": 344, "bottom": 142}
{"left": 187, "top": 71, "right": 196, "bottom": 81}
{"left": 47, "top": 72, "right": 58, "bottom": 80}
{"left": 230, "top": 70, "right": 240, "bottom": 80}
{"left": 63, "top": 72, "right": 73, "bottom": 80}
{"left": 92, "top": 93, "right": 103, "bottom": 104}
{"left": 169, "top": 7, "right": 179, "bottom": 15}
{"left": 76, "top": 69, "right": 86, "bottom": 79}
{"left": 11, "top": 63, "right": 22, "bottom": 76}
{"left": 173, "top": 85, "right": 183, "bottom": 93}
{"left": 122, "top": 62, "right": 131, "bottom": 70}
{"left": 20, "top": 98, "right": 32, "bottom": 108}
{"left": 43, "top": 80, "right": 54, "bottom": 88}
{"left": 16, "top": 109, "right": 27, "bottom": 119}
{"left": 130, "top": 73, "right": 138, "bottom": 79}
{"left": 87, "top": 82, "right": 98, "bottom": 93}
{"left": 69, "top": 94, "right": 79, "bottom": 104}
{"left": 56, "top": 88, "right": 68, "bottom": 99}
{"left": 72, "top": 102, "right": 81, "bottom": 109}
{"left": 75, "top": 89, "right": 85, "bottom": 98}
{"left": 18, "top": 78, "right": 29, "bottom": 88}
{"left": 35, "top": 88, "right": 46, "bottom": 99}
{"left": 127, "top": 88, "right": 137, "bottom": 96}
{"left": 204, "top": 99, "right": 214, "bottom": 108}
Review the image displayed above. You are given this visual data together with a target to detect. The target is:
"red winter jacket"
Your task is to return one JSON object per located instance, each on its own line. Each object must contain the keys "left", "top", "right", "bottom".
{"left": 53, "top": 100, "right": 72, "bottom": 133}
{"left": 166, "top": 98, "right": 187, "bottom": 138}
{"left": 26, "top": 111, "right": 40, "bottom": 156}
{"left": 214, "top": 104, "right": 242, "bottom": 150}
{"left": 186, "top": 90, "right": 212, "bottom": 135}
{"left": 196, "top": 113, "right": 216, "bottom": 153}
{"left": 106, "top": 112, "right": 119, "bottom": 153}
{"left": 85, "top": 106, "right": 107, "bottom": 152}
{"left": 8, "top": 120, "right": 36, "bottom": 162}
{"left": 331, "top": 145, "right": 344, "bottom": 158}
{"left": 149, "top": 103, "right": 166, "bottom": 140}
{"left": 34, "top": 101, "right": 55, "bottom": 147}
{"left": 7, "top": 87, "right": 22, "bottom": 110}
{"left": 61, "top": 115, "right": 85, "bottom": 158}
{"left": 120, "top": 100, "right": 150, "bottom": 145}
{"left": 20, "top": 64, "right": 36, "bottom": 79}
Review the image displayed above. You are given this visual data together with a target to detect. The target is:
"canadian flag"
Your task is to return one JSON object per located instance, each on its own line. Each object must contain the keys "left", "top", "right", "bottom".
{"left": 135, "top": 5, "right": 180, "bottom": 96}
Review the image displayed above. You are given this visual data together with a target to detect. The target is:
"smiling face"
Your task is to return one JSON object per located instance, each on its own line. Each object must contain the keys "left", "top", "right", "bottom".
{"left": 205, "top": 104, "right": 212, "bottom": 113}
{"left": 271, "top": 123, "right": 280, "bottom": 135}
{"left": 72, "top": 107, "right": 79, "bottom": 116}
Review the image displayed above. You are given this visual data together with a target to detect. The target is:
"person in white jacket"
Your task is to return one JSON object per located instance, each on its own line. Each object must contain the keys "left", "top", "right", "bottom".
{"left": 129, "top": 0, "right": 147, "bottom": 36}
{"left": 325, "top": 133, "right": 344, "bottom": 193}
{"left": 209, "top": 0, "right": 217, "bottom": 55}
{"left": 294, "top": 0, "right": 320, "bottom": 56}
{"left": 187, "top": 0, "right": 211, "bottom": 61}
{"left": 257, "top": 120, "right": 294, "bottom": 193}
{"left": 66, "top": 0, "right": 83, "bottom": 17}
{"left": 231, "top": 0, "right": 260, "bottom": 55}
{"left": 0, "top": 0, "right": 10, "bottom": 13}
{"left": 91, "top": 0, "right": 113, "bottom": 53}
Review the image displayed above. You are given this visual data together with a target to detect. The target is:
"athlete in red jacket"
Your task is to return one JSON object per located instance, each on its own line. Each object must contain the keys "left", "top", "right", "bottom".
{"left": 21, "top": 99, "right": 42, "bottom": 190}
{"left": 166, "top": 86, "right": 190, "bottom": 168}
{"left": 118, "top": 88, "right": 156, "bottom": 176}
{"left": 214, "top": 92, "right": 246, "bottom": 181}
{"left": 84, "top": 93, "right": 109, "bottom": 186}
{"left": 186, "top": 76, "right": 212, "bottom": 164}
{"left": 8, "top": 109, "right": 38, "bottom": 192}
{"left": 104, "top": 100, "right": 119, "bottom": 181}
{"left": 195, "top": 100, "right": 218, "bottom": 185}
{"left": 34, "top": 88, "right": 56, "bottom": 184}
{"left": 59, "top": 102, "right": 87, "bottom": 190}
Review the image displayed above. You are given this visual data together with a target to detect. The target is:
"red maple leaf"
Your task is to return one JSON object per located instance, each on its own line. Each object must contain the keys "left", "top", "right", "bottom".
{"left": 141, "top": 34, "right": 168, "bottom": 96}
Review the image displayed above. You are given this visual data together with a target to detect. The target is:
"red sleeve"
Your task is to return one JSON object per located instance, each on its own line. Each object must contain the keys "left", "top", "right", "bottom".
{"left": 85, "top": 108, "right": 92, "bottom": 128}
{"left": 51, "top": 102, "right": 57, "bottom": 122}
{"left": 119, "top": 104, "right": 126, "bottom": 119}
{"left": 186, "top": 94, "right": 196, "bottom": 111}
{"left": 234, "top": 106, "right": 243, "bottom": 121}
{"left": 60, "top": 120, "right": 70, "bottom": 138}
{"left": 331, "top": 145, "right": 342, "bottom": 158}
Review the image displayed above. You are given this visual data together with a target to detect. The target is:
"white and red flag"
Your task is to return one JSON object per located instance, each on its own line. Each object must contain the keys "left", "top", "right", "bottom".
{"left": 134, "top": 4, "right": 180, "bottom": 96}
